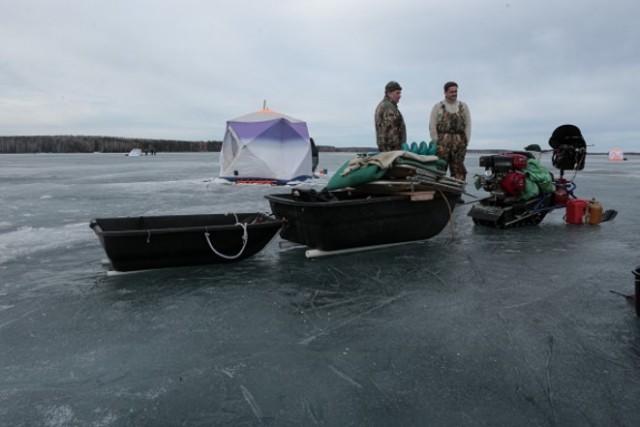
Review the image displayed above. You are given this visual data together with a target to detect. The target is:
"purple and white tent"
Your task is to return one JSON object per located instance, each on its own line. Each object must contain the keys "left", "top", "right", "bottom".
{"left": 219, "top": 109, "right": 313, "bottom": 184}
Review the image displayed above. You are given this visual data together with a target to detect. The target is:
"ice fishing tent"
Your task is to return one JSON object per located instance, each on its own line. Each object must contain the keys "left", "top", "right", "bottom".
{"left": 219, "top": 109, "right": 313, "bottom": 184}
{"left": 608, "top": 148, "right": 624, "bottom": 161}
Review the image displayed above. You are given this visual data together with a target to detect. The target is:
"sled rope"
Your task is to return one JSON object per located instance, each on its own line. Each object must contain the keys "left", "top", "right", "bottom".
{"left": 204, "top": 213, "right": 249, "bottom": 260}
{"left": 439, "top": 189, "right": 457, "bottom": 241}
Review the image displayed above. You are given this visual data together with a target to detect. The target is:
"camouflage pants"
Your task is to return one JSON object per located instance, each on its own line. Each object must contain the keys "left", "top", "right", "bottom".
{"left": 436, "top": 134, "right": 468, "bottom": 180}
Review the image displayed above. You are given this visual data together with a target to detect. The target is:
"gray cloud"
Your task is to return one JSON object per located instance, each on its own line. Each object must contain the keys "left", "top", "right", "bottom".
{"left": 1, "top": 0, "right": 638, "bottom": 152}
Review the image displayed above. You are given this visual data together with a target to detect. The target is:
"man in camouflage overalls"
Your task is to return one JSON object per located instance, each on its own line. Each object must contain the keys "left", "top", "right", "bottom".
{"left": 375, "top": 81, "right": 407, "bottom": 152}
{"left": 429, "top": 81, "right": 472, "bottom": 181}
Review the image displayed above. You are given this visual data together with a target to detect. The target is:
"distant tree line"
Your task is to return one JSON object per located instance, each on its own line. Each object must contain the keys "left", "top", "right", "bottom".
{"left": 0, "top": 135, "right": 380, "bottom": 154}
{"left": 317, "top": 145, "right": 377, "bottom": 152}
{"left": 7, "top": 135, "right": 621, "bottom": 155}
{"left": 0, "top": 135, "right": 222, "bottom": 154}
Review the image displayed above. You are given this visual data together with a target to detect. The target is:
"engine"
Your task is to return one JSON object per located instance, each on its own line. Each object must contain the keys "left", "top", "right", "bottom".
{"left": 469, "top": 124, "right": 587, "bottom": 228}
{"left": 476, "top": 152, "right": 532, "bottom": 199}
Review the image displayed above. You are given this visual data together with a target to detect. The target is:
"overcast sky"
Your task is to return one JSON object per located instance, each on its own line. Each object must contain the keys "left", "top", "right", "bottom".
{"left": 1, "top": 0, "right": 638, "bottom": 152}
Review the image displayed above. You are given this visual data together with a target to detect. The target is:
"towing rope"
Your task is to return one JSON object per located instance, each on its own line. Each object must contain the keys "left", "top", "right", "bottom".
{"left": 438, "top": 189, "right": 457, "bottom": 242}
{"left": 204, "top": 213, "right": 249, "bottom": 260}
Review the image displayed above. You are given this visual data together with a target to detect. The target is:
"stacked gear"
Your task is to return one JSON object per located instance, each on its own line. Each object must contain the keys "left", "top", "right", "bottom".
{"left": 326, "top": 150, "right": 463, "bottom": 196}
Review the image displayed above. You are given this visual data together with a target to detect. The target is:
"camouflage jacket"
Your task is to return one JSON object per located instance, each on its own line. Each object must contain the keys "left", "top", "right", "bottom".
{"left": 374, "top": 97, "right": 407, "bottom": 152}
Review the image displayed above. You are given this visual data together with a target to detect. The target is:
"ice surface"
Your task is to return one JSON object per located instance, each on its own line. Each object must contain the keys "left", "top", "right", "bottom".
{"left": 0, "top": 152, "right": 639, "bottom": 426}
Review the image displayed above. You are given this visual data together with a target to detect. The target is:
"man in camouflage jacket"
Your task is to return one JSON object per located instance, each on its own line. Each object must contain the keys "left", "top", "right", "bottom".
{"left": 375, "top": 81, "right": 407, "bottom": 152}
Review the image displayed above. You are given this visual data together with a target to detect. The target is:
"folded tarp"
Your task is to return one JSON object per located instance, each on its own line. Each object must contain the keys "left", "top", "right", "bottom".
{"left": 326, "top": 151, "right": 444, "bottom": 191}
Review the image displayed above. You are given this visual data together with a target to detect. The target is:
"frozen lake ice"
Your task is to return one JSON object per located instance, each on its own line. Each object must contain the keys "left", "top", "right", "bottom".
{"left": 1, "top": 151, "right": 639, "bottom": 426}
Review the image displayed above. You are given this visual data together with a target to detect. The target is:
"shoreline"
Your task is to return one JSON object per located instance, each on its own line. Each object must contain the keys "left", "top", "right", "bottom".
{"left": 0, "top": 135, "right": 636, "bottom": 155}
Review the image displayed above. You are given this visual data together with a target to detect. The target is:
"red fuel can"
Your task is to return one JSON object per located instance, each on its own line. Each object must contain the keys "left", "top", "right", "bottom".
{"left": 565, "top": 198, "right": 587, "bottom": 224}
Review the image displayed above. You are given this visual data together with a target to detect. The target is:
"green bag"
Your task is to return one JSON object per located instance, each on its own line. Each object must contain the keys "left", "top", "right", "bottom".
{"left": 326, "top": 161, "right": 386, "bottom": 191}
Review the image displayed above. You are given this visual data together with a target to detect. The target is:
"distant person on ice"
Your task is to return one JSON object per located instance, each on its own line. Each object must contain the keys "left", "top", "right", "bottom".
{"left": 429, "top": 81, "right": 472, "bottom": 181}
{"left": 375, "top": 81, "right": 407, "bottom": 152}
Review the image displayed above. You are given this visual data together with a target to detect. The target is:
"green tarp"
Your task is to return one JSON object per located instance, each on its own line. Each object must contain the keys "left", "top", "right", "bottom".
{"left": 327, "top": 161, "right": 387, "bottom": 191}
{"left": 519, "top": 159, "right": 556, "bottom": 200}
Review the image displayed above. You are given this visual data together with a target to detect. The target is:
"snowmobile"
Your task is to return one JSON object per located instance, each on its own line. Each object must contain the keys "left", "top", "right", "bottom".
{"left": 468, "top": 124, "right": 594, "bottom": 228}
